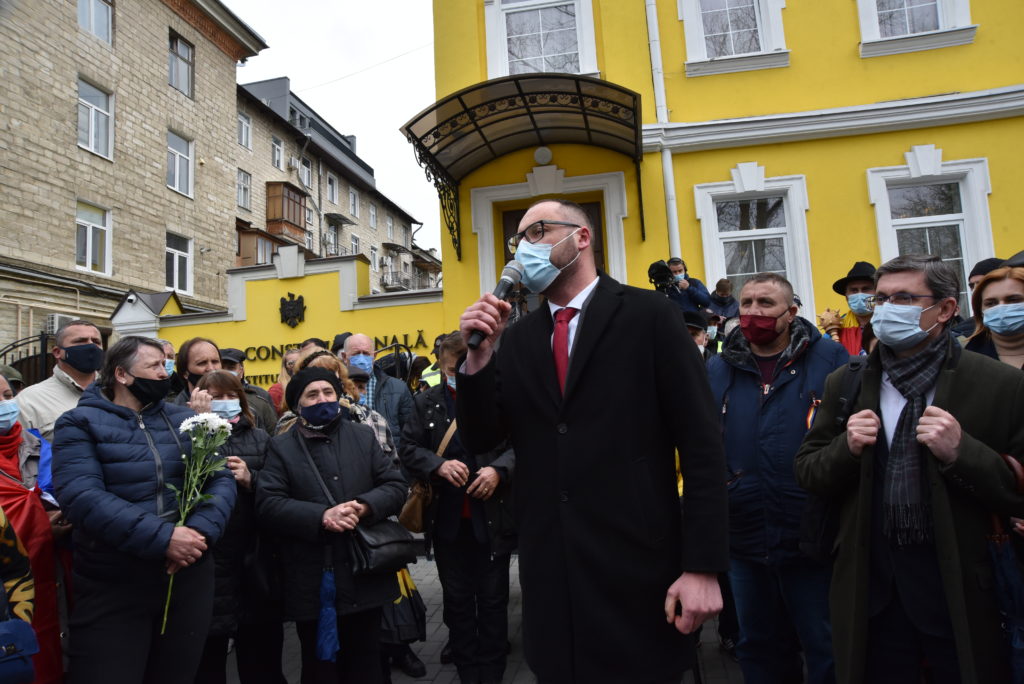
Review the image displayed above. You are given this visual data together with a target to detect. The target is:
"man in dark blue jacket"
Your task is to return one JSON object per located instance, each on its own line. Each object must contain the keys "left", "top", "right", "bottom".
{"left": 666, "top": 257, "right": 711, "bottom": 314}
{"left": 707, "top": 272, "right": 847, "bottom": 684}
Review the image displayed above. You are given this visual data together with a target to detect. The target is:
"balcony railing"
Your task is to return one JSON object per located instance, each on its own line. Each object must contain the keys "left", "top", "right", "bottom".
{"left": 381, "top": 270, "right": 437, "bottom": 292}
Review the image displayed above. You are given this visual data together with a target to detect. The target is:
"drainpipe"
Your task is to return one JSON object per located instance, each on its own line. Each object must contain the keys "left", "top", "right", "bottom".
{"left": 645, "top": 0, "right": 681, "bottom": 259}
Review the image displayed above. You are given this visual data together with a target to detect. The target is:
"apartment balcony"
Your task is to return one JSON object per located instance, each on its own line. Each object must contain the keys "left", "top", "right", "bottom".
{"left": 381, "top": 270, "right": 412, "bottom": 292}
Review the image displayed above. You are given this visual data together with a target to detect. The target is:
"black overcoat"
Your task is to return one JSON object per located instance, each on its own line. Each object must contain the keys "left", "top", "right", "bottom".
{"left": 456, "top": 274, "right": 729, "bottom": 683}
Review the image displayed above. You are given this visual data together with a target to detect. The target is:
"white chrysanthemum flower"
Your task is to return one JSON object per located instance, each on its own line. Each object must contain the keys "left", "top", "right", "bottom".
{"left": 179, "top": 412, "right": 233, "bottom": 435}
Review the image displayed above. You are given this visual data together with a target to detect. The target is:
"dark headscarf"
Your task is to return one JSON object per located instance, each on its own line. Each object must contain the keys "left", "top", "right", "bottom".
{"left": 285, "top": 367, "right": 343, "bottom": 412}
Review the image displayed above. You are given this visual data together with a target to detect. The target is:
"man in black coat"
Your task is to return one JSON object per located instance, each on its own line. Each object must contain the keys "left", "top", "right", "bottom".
{"left": 458, "top": 198, "right": 729, "bottom": 683}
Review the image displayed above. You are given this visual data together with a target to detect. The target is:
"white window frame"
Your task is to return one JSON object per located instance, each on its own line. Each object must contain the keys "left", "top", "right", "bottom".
{"left": 305, "top": 205, "right": 314, "bottom": 227}
{"left": 369, "top": 204, "right": 377, "bottom": 229}
{"left": 678, "top": 0, "right": 789, "bottom": 77}
{"left": 386, "top": 215, "right": 394, "bottom": 240}
{"left": 165, "top": 232, "right": 192, "bottom": 295}
{"left": 324, "top": 225, "right": 338, "bottom": 255}
{"left": 167, "top": 130, "right": 193, "bottom": 197}
{"left": 300, "top": 158, "right": 312, "bottom": 188}
{"left": 327, "top": 174, "right": 338, "bottom": 204}
{"left": 236, "top": 169, "right": 251, "bottom": 210}
{"left": 237, "top": 112, "right": 251, "bottom": 149}
{"left": 867, "top": 144, "right": 993, "bottom": 297}
{"left": 694, "top": 161, "right": 815, "bottom": 316}
{"left": 370, "top": 246, "right": 379, "bottom": 272}
{"left": 271, "top": 137, "right": 283, "bottom": 169}
{"left": 856, "top": 0, "right": 975, "bottom": 57}
{"left": 75, "top": 200, "right": 112, "bottom": 276}
{"left": 78, "top": 0, "right": 112, "bottom": 44}
{"left": 348, "top": 187, "right": 359, "bottom": 217}
{"left": 483, "top": 0, "right": 599, "bottom": 79}
{"left": 168, "top": 32, "right": 194, "bottom": 98}
{"left": 350, "top": 234, "right": 360, "bottom": 255}
{"left": 77, "top": 79, "right": 113, "bottom": 159}
{"left": 256, "top": 237, "right": 274, "bottom": 265}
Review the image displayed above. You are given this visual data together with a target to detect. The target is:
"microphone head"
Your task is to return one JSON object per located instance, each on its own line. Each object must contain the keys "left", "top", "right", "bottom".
{"left": 500, "top": 260, "right": 524, "bottom": 284}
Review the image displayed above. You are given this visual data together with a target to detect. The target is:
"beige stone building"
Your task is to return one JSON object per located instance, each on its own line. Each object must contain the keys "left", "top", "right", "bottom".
{"left": 234, "top": 78, "right": 439, "bottom": 294}
{"left": 0, "top": 0, "right": 265, "bottom": 375}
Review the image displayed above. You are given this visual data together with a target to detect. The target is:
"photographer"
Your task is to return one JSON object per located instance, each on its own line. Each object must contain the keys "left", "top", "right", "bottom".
{"left": 649, "top": 258, "right": 711, "bottom": 314}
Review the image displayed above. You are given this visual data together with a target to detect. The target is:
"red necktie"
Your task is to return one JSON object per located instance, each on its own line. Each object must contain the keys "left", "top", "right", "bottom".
{"left": 553, "top": 307, "right": 578, "bottom": 394}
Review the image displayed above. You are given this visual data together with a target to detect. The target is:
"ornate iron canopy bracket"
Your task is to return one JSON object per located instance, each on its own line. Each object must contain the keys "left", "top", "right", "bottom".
{"left": 409, "top": 137, "right": 461, "bottom": 260}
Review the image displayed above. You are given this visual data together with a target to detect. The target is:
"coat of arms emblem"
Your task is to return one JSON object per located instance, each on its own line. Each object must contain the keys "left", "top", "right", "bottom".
{"left": 279, "top": 292, "right": 306, "bottom": 328}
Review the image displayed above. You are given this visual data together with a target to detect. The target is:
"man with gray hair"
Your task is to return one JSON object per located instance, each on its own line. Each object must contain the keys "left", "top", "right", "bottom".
{"left": 796, "top": 254, "right": 1024, "bottom": 683}
{"left": 17, "top": 319, "right": 104, "bottom": 442}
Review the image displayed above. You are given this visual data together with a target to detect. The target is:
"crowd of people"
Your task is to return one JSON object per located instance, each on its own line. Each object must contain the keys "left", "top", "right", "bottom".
{"left": 0, "top": 196, "right": 1022, "bottom": 684}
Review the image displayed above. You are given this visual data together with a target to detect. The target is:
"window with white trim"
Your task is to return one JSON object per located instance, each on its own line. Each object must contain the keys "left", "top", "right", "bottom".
{"left": 695, "top": 162, "right": 815, "bottom": 315}
{"left": 305, "top": 205, "right": 314, "bottom": 226}
{"left": 370, "top": 246, "right": 379, "bottom": 272}
{"left": 324, "top": 225, "right": 338, "bottom": 255}
{"left": 77, "top": 79, "right": 112, "bottom": 158}
{"left": 237, "top": 112, "right": 251, "bottom": 149}
{"left": 75, "top": 201, "right": 110, "bottom": 275}
{"left": 256, "top": 237, "right": 275, "bottom": 265}
{"left": 678, "top": 0, "right": 788, "bottom": 76}
{"left": 348, "top": 188, "right": 359, "bottom": 217}
{"left": 327, "top": 174, "right": 338, "bottom": 204}
{"left": 166, "top": 130, "right": 192, "bottom": 197}
{"left": 78, "top": 0, "right": 112, "bottom": 43}
{"left": 305, "top": 230, "right": 314, "bottom": 251}
{"left": 369, "top": 204, "right": 377, "bottom": 229}
{"left": 168, "top": 32, "right": 193, "bottom": 98}
{"left": 300, "top": 158, "right": 312, "bottom": 188}
{"left": 386, "top": 215, "right": 394, "bottom": 240}
{"left": 236, "top": 169, "right": 251, "bottom": 209}
{"left": 483, "top": 0, "right": 598, "bottom": 78}
{"left": 867, "top": 145, "right": 993, "bottom": 315}
{"left": 165, "top": 232, "right": 191, "bottom": 294}
{"left": 271, "top": 137, "right": 283, "bottom": 169}
{"left": 856, "top": 0, "right": 975, "bottom": 57}
{"left": 350, "top": 234, "right": 360, "bottom": 255}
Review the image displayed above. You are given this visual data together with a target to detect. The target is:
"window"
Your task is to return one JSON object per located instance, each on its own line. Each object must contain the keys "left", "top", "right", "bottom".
{"left": 300, "top": 158, "right": 312, "bottom": 188}
{"left": 370, "top": 246, "right": 379, "bottom": 272}
{"left": 867, "top": 145, "right": 993, "bottom": 315}
{"left": 75, "top": 201, "right": 110, "bottom": 275}
{"left": 324, "top": 225, "right": 338, "bottom": 255}
{"left": 351, "top": 234, "right": 360, "bottom": 255}
{"left": 165, "top": 233, "right": 191, "bottom": 294}
{"left": 694, "top": 162, "right": 815, "bottom": 315}
{"left": 166, "top": 131, "right": 192, "bottom": 196}
{"left": 404, "top": 226, "right": 411, "bottom": 248}
{"left": 484, "top": 0, "right": 598, "bottom": 78}
{"left": 369, "top": 204, "right": 377, "bottom": 228}
{"left": 77, "top": 79, "right": 112, "bottom": 158}
{"left": 327, "top": 174, "right": 338, "bottom": 204}
{"left": 305, "top": 205, "right": 314, "bottom": 226}
{"left": 168, "top": 33, "right": 194, "bottom": 97}
{"left": 305, "top": 230, "right": 314, "bottom": 251}
{"left": 236, "top": 169, "right": 251, "bottom": 209}
{"left": 271, "top": 137, "right": 283, "bottom": 169}
{"left": 348, "top": 187, "right": 359, "bottom": 217}
{"left": 266, "top": 183, "right": 305, "bottom": 227}
{"left": 856, "top": 0, "right": 975, "bottom": 57}
{"left": 386, "top": 215, "right": 394, "bottom": 240}
{"left": 678, "top": 0, "right": 788, "bottom": 76}
{"left": 256, "top": 237, "right": 275, "bottom": 265}
{"left": 237, "top": 112, "right": 251, "bottom": 149}
{"left": 78, "top": 0, "right": 112, "bottom": 43}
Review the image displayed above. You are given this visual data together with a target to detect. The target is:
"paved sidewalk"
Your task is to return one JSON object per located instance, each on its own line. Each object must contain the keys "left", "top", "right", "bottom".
{"left": 229, "top": 555, "right": 743, "bottom": 684}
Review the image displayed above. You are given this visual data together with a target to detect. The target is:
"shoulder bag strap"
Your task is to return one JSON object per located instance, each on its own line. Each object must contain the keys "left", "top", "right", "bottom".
{"left": 436, "top": 419, "right": 458, "bottom": 459}
{"left": 293, "top": 431, "right": 338, "bottom": 507}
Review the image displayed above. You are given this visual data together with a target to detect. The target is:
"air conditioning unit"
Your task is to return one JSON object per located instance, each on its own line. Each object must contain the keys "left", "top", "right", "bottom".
{"left": 287, "top": 156, "right": 300, "bottom": 170}
{"left": 45, "top": 313, "right": 76, "bottom": 336}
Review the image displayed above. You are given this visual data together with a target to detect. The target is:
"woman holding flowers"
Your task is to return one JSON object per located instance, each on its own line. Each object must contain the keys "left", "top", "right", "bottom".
{"left": 53, "top": 336, "right": 237, "bottom": 684}
{"left": 256, "top": 367, "right": 406, "bottom": 684}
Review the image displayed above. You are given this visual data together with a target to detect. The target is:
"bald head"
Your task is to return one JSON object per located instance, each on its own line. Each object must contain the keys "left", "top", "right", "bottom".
{"left": 343, "top": 333, "right": 374, "bottom": 362}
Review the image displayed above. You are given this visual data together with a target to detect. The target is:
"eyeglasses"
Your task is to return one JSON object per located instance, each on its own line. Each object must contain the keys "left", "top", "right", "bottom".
{"left": 507, "top": 220, "right": 580, "bottom": 254}
{"left": 865, "top": 293, "right": 939, "bottom": 310}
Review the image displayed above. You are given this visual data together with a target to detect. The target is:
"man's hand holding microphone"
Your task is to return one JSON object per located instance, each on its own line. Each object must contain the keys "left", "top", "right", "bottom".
{"left": 460, "top": 261, "right": 522, "bottom": 373}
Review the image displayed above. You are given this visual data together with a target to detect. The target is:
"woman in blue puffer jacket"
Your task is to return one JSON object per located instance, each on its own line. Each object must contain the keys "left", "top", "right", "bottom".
{"left": 53, "top": 336, "right": 237, "bottom": 684}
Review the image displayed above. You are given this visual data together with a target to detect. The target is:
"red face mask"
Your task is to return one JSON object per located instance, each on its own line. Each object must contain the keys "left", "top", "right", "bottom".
{"left": 740, "top": 313, "right": 786, "bottom": 346}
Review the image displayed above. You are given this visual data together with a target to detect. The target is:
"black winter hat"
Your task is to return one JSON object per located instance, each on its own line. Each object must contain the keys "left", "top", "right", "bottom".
{"left": 969, "top": 257, "right": 1005, "bottom": 278}
{"left": 285, "top": 367, "right": 343, "bottom": 411}
{"left": 832, "top": 261, "right": 877, "bottom": 295}
{"left": 1002, "top": 251, "right": 1024, "bottom": 268}
{"left": 683, "top": 310, "right": 708, "bottom": 331}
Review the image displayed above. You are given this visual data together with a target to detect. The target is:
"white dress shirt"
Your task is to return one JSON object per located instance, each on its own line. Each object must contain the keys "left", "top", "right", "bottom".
{"left": 880, "top": 371, "right": 937, "bottom": 448}
{"left": 548, "top": 276, "right": 600, "bottom": 354}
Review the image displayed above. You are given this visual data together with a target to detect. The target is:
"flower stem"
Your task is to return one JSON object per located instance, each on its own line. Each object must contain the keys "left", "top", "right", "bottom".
{"left": 160, "top": 572, "right": 175, "bottom": 635}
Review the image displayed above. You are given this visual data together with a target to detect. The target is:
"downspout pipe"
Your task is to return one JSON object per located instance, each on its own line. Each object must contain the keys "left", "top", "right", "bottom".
{"left": 645, "top": 0, "right": 682, "bottom": 260}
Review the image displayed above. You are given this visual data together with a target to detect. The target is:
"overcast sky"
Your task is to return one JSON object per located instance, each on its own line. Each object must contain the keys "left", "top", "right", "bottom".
{"left": 221, "top": 0, "right": 442, "bottom": 253}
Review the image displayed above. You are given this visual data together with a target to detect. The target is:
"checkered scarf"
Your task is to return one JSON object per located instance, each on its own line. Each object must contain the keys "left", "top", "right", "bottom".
{"left": 879, "top": 332, "right": 958, "bottom": 546}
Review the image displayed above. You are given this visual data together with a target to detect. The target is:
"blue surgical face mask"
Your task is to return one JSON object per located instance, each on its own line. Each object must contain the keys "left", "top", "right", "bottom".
{"left": 349, "top": 353, "right": 374, "bottom": 374}
{"left": 674, "top": 273, "right": 687, "bottom": 283}
{"left": 514, "top": 228, "right": 580, "bottom": 293}
{"left": 706, "top": 325, "right": 718, "bottom": 340}
{"left": 357, "top": 393, "right": 367, "bottom": 406}
{"left": 0, "top": 400, "right": 19, "bottom": 433}
{"left": 446, "top": 375, "right": 456, "bottom": 391}
{"left": 301, "top": 400, "right": 341, "bottom": 426}
{"left": 847, "top": 293, "right": 873, "bottom": 316}
{"left": 871, "top": 302, "right": 938, "bottom": 351}
{"left": 164, "top": 359, "right": 176, "bottom": 375}
{"left": 983, "top": 302, "right": 1024, "bottom": 336}
{"left": 210, "top": 398, "right": 242, "bottom": 420}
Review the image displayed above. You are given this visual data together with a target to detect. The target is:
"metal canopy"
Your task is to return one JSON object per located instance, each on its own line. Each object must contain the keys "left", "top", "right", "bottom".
{"left": 401, "top": 74, "right": 642, "bottom": 260}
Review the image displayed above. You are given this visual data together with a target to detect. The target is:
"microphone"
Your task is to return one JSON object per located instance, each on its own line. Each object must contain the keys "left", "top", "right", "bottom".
{"left": 467, "top": 260, "right": 524, "bottom": 350}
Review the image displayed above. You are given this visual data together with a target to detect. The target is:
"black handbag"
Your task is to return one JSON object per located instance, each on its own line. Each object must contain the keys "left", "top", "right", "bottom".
{"left": 296, "top": 431, "right": 417, "bottom": 576}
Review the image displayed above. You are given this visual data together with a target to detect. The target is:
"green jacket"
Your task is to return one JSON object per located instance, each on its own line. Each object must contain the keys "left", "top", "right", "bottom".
{"left": 795, "top": 343, "right": 1024, "bottom": 684}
